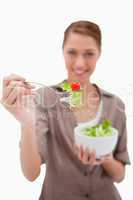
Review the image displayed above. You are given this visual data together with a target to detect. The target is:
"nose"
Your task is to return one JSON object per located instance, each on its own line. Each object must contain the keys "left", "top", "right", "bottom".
{"left": 75, "top": 55, "right": 85, "bottom": 68}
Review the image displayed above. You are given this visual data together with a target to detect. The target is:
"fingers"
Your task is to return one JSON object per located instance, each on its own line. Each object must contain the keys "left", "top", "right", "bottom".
{"left": 1, "top": 74, "right": 36, "bottom": 109}
{"left": 3, "top": 80, "right": 35, "bottom": 99}
{"left": 73, "top": 144, "right": 102, "bottom": 166}
{"left": 2, "top": 86, "right": 36, "bottom": 108}
{"left": 74, "top": 144, "right": 91, "bottom": 164}
{"left": 80, "top": 144, "right": 84, "bottom": 158}
{"left": 3, "top": 74, "right": 26, "bottom": 88}
{"left": 82, "top": 146, "right": 90, "bottom": 164}
{"left": 74, "top": 144, "right": 82, "bottom": 160}
{"left": 88, "top": 149, "right": 96, "bottom": 165}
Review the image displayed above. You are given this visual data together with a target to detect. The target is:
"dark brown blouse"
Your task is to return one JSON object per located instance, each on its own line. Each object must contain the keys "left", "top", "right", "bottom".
{"left": 35, "top": 81, "right": 130, "bottom": 200}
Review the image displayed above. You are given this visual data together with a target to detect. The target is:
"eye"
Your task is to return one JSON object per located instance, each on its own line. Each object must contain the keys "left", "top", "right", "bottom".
{"left": 67, "top": 50, "right": 77, "bottom": 56}
{"left": 84, "top": 52, "right": 94, "bottom": 57}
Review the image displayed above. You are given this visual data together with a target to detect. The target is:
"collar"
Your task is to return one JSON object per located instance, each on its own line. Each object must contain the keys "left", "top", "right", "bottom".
{"left": 93, "top": 84, "right": 113, "bottom": 98}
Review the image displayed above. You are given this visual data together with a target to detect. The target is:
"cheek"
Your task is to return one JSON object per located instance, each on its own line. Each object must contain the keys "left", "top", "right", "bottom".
{"left": 65, "top": 58, "right": 74, "bottom": 70}
{"left": 88, "top": 58, "right": 97, "bottom": 65}
{"left": 87, "top": 59, "right": 97, "bottom": 71}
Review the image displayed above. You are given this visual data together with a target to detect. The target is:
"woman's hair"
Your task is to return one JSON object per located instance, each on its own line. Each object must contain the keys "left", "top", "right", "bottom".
{"left": 62, "top": 20, "right": 102, "bottom": 50}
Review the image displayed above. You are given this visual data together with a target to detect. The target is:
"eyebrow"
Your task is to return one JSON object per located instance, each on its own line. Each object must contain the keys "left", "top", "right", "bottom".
{"left": 84, "top": 49, "right": 96, "bottom": 52}
{"left": 68, "top": 48, "right": 96, "bottom": 52}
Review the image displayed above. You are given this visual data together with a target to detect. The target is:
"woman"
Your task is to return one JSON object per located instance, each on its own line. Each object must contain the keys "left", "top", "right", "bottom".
{"left": 1, "top": 21, "right": 130, "bottom": 200}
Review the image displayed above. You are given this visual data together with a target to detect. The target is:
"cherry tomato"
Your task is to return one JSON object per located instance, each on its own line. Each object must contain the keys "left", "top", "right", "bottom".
{"left": 71, "top": 82, "right": 81, "bottom": 91}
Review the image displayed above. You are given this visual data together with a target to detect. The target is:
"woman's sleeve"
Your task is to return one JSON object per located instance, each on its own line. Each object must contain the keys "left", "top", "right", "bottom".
{"left": 114, "top": 103, "right": 131, "bottom": 165}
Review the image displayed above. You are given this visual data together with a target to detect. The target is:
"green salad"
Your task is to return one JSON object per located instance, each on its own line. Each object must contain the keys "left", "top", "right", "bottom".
{"left": 81, "top": 119, "right": 113, "bottom": 137}
{"left": 60, "top": 81, "right": 72, "bottom": 92}
{"left": 60, "top": 81, "right": 83, "bottom": 107}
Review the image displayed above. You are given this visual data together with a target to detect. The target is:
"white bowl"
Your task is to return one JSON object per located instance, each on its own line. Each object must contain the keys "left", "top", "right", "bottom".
{"left": 74, "top": 123, "right": 118, "bottom": 158}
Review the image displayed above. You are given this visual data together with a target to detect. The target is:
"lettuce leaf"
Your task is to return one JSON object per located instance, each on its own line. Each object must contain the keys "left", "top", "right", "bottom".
{"left": 81, "top": 119, "right": 113, "bottom": 137}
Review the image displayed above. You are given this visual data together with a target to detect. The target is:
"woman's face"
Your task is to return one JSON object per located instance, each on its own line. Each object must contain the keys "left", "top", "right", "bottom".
{"left": 63, "top": 32, "right": 100, "bottom": 85}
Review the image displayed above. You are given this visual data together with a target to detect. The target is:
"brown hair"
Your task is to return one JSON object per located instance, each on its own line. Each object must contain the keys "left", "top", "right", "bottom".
{"left": 62, "top": 20, "right": 102, "bottom": 50}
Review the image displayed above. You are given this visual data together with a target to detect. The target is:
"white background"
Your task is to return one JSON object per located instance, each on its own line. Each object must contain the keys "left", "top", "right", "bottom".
{"left": 0, "top": 0, "right": 132, "bottom": 199}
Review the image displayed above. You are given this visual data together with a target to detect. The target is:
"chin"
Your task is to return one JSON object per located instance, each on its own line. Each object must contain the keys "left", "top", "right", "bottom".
{"left": 76, "top": 75, "right": 90, "bottom": 84}
{"left": 73, "top": 79, "right": 90, "bottom": 87}
{"left": 68, "top": 72, "right": 91, "bottom": 83}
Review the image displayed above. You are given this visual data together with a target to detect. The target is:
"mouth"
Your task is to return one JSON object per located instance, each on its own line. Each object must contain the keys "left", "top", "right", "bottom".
{"left": 73, "top": 68, "right": 88, "bottom": 76}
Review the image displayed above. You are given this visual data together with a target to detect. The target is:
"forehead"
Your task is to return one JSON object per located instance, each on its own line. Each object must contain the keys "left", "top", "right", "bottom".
{"left": 64, "top": 32, "right": 98, "bottom": 50}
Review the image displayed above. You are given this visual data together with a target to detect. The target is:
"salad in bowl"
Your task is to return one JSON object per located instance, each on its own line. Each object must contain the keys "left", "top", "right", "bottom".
{"left": 74, "top": 119, "right": 118, "bottom": 158}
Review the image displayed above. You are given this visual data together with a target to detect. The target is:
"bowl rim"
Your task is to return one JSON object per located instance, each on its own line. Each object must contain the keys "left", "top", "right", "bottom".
{"left": 74, "top": 126, "right": 118, "bottom": 139}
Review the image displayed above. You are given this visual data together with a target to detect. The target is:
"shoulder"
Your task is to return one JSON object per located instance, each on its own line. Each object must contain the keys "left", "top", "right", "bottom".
{"left": 98, "top": 86, "right": 127, "bottom": 129}
{"left": 97, "top": 85, "right": 125, "bottom": 112}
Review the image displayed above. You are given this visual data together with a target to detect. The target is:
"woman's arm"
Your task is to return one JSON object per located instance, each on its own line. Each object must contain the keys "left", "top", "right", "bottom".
{"left": 1, "top": 74, "right": 42, "bottom": 181}
{"left": 101, "top": 154, "right": 125, "bottom": 183}
{"left": 74, "top": 144, "right": 125, "bottom": 183}
{"left": 20, "top": 123, "right": 42, "bottom": 181}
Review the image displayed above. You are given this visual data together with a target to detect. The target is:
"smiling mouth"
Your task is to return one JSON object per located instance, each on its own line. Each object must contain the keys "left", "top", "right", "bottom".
{"left": 73, "top": 69, "right": 87, "bottom": 75}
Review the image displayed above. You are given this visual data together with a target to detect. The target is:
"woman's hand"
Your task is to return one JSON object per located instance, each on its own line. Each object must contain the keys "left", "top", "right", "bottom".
{"left": 0, "top": 74, "right": 36, "bottom": 125}
{"left": 73, "top": 143, "right": 114, "bottom": 165}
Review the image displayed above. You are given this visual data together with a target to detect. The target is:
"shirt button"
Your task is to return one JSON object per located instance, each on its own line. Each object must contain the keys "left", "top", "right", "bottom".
{"left": 85, "top": 193, "right": 89, "bottom": 198}
{"left": 84, "top": 171, "right": 88, "bottom": 176}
